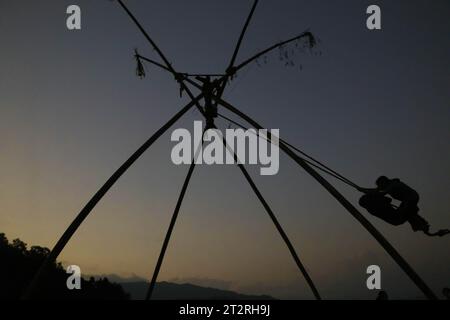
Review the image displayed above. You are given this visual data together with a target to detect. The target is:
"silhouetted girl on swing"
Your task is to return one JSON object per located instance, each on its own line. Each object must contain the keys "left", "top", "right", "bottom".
{"left": 358, "top": 176, "right": 449, "bottom": 237}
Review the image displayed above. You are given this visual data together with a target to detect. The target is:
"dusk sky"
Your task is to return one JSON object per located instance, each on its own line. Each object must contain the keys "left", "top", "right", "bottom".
{"left": 1, "top": 0, "right": 449, "bottom": 299}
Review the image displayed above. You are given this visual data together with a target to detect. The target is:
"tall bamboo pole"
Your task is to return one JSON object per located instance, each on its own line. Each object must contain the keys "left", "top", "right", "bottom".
{"left": 215, "top": 0, "right": 260, "bottom": 103}
{"left": 22, "top": 96, "right": 203, "bottom": 299}
{"left": 217, "top": 125, "right": 321, "bottom": 299}
{"left": 216, "top": 98, "right": 438, "bottom": 300}
{"left": 146, "top": 133, "right": 206, "bottom": 300}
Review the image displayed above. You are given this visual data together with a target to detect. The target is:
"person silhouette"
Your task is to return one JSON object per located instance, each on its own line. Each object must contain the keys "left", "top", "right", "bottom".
{"left": 366, "top": 176, "right": 419, "bottom": 220}
{"left": 359, "top": 176, "right": 419, "bottom": 225}
{"left": 358, "top": 176, "right": 449, "bottom": 237}
{"left": 359, "top": 193, "right": 402, "bottom": 225}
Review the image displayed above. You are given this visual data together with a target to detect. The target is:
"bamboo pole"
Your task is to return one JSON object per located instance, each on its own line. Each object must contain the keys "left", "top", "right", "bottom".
{"left": 132, "top": 49, "right": 438, "bottom": 299}
{"left": 117, "top": 0, "right": 206, "bottom": 117}
{"left": 215, "top": 0, "right": 260, "bottom": 102}
{"left": 21, "top": 95, "right": 203, "bottom": 299}
{"left": 146, "top": 133, "right": 206, "bottom": 300}
{"left": 216, "top": 98, "right": 438, "bottom": 300}
{"left": 218, "top": 125, "right": 321, "bottom": 299}
{"left": 111, "top": 1, "right": 435, "bottom": 300}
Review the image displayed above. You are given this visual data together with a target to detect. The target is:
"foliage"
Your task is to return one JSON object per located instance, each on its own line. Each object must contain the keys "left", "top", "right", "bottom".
{"left": 0, "top": 233, "right": 129, "bottom": 300}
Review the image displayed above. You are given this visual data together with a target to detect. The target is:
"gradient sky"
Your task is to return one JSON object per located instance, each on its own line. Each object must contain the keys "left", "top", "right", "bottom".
{"left": 1, "top": 0, "right": 449, "bottom": 299}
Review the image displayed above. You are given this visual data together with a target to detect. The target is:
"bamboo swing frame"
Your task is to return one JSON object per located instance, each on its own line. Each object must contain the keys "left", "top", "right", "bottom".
{"left": 22, "top": 0, "right": 437, "bottom": 300}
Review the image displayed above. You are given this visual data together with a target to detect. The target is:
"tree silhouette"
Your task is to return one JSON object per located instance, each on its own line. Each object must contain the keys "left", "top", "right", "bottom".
{"left": 0, "top": 233, "right": 129, "bottom": 300}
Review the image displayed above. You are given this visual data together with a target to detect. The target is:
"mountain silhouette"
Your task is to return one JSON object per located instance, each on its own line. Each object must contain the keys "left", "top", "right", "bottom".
{"left": 119, "top": 281, "right": 275, "bottom": 300}
{"left": 1, "top": 232, "right": 273, "bottom": 300}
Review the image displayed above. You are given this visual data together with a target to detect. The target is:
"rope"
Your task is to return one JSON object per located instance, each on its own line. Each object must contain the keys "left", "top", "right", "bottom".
{"left": 218, "top": 114, "right": 449, "bottom": 240}
{"left": 217, "top": 98, "right": 438, "bottom": 300}
{"left": 134, "top": 54, "right": 356, "bottom": 189}
{"left": 216, "top": 112, "right": 360, "bottom": 189}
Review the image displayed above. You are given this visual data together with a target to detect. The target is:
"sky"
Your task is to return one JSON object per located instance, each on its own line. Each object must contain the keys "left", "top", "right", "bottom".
{"left": 0, "top": 0, "right": 449, "bottom": 299}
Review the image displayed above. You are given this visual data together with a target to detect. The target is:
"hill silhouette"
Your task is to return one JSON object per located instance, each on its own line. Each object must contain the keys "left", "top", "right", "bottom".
{"left": 0, "top": 232, "right": 129, "bottom": 299}
{"left": 1, "top": 232, "right": 274, "bottom": 300}
{"left": 119, "top": 280, "right": 275, "bottom": 300}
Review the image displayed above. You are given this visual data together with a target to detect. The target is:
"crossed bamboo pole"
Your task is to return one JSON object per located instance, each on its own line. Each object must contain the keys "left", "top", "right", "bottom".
{"left": 123, "top": 0, "right": 437, "bottom": 300}
{"left": 146, "top": 133, "right": 206, "bottom": 300}
{"left": 119, "top": 0, "right": 321, "bottom": 300}
{"left": 23, "top": 0, "right": 437, "bottom": 300}
{"left": 23, "top": 0, "right": 319, "bottom": 300}
{"left": 146, "top": 122, "right": 321, "bottom": 300}
{"left": 21, "top": 95, "right": 203, "bottom": 300}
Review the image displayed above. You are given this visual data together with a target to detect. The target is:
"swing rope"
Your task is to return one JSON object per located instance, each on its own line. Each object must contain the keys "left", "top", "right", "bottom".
{"left": 216, "top": 112, "right": 361, "bottom": 189}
